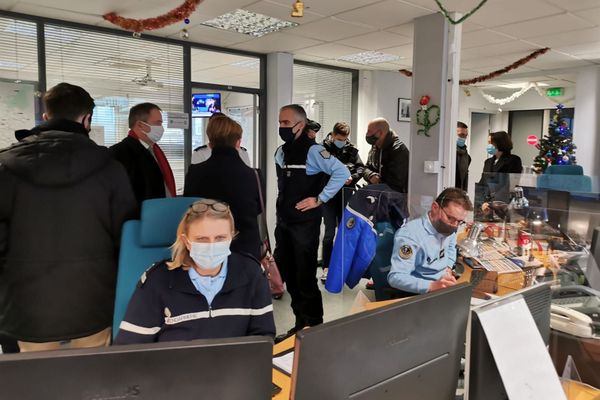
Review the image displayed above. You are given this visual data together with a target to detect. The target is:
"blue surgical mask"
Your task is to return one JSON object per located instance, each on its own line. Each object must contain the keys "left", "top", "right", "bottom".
{"left": 457, "top": 137, "right": 466, "bottom": 147}
{"left": 486, "top": 144, "right": 497, "bottom": 155}
{"left": 188, "top": 240, "right": 232, "bottom": 270}
{"left": 334, "top": 140, "right": 346, "bottom": 149}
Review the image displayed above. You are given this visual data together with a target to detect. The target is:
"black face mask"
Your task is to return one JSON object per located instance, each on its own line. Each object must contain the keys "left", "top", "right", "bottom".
{"left": 279, "top": 122, "right": 300, "bottom": 143}
{"left": 365, "top": 134, "right": 378, "bottom": 145}
{"left": 432, "top": 218, "right": 458, "bottom": 236}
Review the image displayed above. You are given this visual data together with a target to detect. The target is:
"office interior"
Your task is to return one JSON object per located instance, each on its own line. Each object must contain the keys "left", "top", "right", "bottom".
{"left": 1, "top": 0, "right": 600, "bottom": 398}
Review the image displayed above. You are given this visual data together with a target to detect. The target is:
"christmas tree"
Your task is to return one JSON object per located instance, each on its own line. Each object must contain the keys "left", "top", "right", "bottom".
{"left": 533, "top": 104, "right": 577, "bottom": 174}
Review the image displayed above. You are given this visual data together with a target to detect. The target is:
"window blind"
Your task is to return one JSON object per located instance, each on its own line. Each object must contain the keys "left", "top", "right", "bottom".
{"left": 44, "top": 25, "right": 186, "bottom": 191}
{"left": 293, "top": 64, "right": 353, "bottom": 142}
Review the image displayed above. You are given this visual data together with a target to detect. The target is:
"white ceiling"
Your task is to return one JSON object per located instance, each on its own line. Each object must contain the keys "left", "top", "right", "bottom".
{"left": 2, "top": 0, "right": 600, "bottom": 88}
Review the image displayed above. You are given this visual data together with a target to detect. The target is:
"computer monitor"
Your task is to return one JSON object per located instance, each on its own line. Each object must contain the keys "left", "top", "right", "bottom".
{"left": 0, "top": 336, "right": 273, "bottom": 400}
{"left": 586, "top": 226, "right": 600, "bottom": 290}
{"left": 466, "top": 282, "right": 552, "bottom": 400}
{"left": 521, "top": 186, "right": 570, "bottom": 231}
{"left": 290, "top": 283, "right": 473, "bottom": 400}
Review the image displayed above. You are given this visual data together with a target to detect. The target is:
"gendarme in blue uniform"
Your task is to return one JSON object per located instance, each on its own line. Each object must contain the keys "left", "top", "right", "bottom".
{"left": 387, "top": 214, "right": 457, "bottom": 294}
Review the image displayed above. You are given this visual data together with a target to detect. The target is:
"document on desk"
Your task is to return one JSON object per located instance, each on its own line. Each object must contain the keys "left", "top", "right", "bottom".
{"left": 273, "top": 351, "right": 294, "bottom": 376}
{"left": 475, "top": 297, "right": 567, "bottom": 400}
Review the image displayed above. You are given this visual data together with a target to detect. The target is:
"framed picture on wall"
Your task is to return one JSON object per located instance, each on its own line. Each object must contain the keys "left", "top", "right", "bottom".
{"left": 398, "top": 98, "right": 411, "bottom": 122}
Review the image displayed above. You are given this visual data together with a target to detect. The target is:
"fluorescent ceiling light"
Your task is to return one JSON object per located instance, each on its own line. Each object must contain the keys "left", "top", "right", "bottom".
{"left": 231, "top": 59, "right": 260, "bottom": 69}
{"left": 497, "top": 82, "right": 549, "bottom": 89}
{"left": 201, "top": 9, "right": 297, "bottom": 37}
{"left": 338, "top": 51, "right": 400, "bottom": 65}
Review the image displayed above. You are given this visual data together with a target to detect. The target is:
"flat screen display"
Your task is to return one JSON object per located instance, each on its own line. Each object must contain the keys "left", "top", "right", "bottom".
{"left": 192, "top": 93, "right": 221, "bottom": 117}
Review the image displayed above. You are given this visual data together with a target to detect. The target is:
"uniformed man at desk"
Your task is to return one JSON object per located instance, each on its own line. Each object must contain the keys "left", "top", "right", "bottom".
{"left": 388, "top": 188, "right": 473, "bottom": 295}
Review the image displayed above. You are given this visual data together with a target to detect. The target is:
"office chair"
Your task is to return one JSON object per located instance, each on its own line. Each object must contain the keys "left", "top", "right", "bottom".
{"left": 112, "top": 197, "right": 200, "bottom": 339}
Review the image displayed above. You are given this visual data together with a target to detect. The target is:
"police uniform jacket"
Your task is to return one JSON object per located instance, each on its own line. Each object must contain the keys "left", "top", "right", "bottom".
{"left": 191, "top": 144, "right": 251, "bottom": 166}
{"left": 114, "top": 253, "right": 275, "bottom": 344}
{"left": 387, "top": 214, "right": 457, "bottom": 294}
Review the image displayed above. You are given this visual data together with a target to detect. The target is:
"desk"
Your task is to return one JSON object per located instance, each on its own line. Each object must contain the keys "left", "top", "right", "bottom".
{"left": 272, "top": 335, "right": 295, "bottom": 400}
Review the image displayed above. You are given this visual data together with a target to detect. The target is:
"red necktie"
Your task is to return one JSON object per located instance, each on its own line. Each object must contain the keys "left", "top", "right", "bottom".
{"left": 128, "top": 130, "right": 176, "bottom": 197}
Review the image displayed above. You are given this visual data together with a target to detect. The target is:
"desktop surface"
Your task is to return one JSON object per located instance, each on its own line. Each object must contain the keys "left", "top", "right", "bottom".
{"left": 0, "top": 336, "right": 273, "bottom": 400}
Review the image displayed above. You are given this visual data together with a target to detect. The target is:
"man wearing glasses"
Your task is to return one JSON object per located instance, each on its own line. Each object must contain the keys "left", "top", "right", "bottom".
{"left": 388, "top": 188, "right": 473, "bottom": 295}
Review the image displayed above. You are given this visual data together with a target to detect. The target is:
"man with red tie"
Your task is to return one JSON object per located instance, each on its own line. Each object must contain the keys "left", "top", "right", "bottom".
{"left": 110, "top": 103, "right": 176, "bottom": 207}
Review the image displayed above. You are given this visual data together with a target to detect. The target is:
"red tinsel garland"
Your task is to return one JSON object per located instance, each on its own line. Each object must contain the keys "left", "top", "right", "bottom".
{"left": 399, "top": 47, "right": 550, "bottom": 85}
{"left": 103, "top": 0, "right": 203, "bottom": 32}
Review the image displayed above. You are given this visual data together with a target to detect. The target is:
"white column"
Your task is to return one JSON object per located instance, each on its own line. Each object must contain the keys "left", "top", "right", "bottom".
{"left": 573, "top": 66, "right": 600, "bottom": 178}
{"left": 408, "top": 12, "right": 462, "bottom": 211}
{"left": 266, "top": 53, "right": 293, "bottom": 237}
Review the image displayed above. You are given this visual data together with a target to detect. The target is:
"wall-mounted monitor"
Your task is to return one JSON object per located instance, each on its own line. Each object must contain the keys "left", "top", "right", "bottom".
{"left": 192, "top": 93, "right": 221, "bottom": 117}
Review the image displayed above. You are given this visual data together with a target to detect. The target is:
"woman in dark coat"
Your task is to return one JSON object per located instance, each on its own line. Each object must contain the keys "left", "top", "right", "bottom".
{"left": 183, "top": 115, "right": 261, "bottom": 259}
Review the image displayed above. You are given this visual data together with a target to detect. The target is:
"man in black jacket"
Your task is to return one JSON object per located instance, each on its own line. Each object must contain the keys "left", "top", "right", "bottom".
{"left": 320, "top": 122, "right": 364, "bottom": 280}
{"left": 363, "top": 117, "right": 410, "bottom": 193}
{"left": 110, "top": 103, "right": 176, "bottom": 207}
{"left": 0, "top": 83, "right": 137, "bottom": 351}
{"left": 456, "top": 121, "right": 471, "bottom": 191}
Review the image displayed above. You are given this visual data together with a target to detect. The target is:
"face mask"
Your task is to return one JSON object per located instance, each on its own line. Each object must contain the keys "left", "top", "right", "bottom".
{"left": 432, "top": 219, "right": 458, "bottom": 236}
{"left": 279, "top": 121, "right": 300, "bottom": 143}
{"left": 486, "top": 144, "right": 497, "bottom": 155}
{"left": 457, "top": 137, "right": 466, "bottom": 147}
{"left": 189, "top": 240, "right": 232, "bottom": 270}
{"left": 334, "top": 140, "right": 346, "bottom": 149}
{"left": 142, "top": 121, "right": 164, "bottom": 143}
{"left": 366, "top": 134, "right": 378, "bottom": 145}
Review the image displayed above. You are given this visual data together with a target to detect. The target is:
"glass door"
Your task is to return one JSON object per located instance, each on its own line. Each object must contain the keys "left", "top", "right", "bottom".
{"left": 191, "top": 88, "right": 259, "bottom": 167}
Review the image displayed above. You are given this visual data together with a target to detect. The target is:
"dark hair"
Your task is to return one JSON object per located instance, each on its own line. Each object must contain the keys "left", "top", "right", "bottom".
{"left": 128, "top": 102, "right": 162, "bottom": 129}
{"left": 457, "top": 121, "right": 468, "bottom": 129}
{"left": 280, "top": 104, "right": 307, "bottom": 122}
{"left": 332, "top": 122, "right": 350, "bottom": 136}
{"left": 489, "top": 131, "right": 513, "bottom": 153}
{"left": 436, "top": 188, "right": 473, "bottom": 211}
{"left": 43, "top": 82, "right": 94, "bottom": 121}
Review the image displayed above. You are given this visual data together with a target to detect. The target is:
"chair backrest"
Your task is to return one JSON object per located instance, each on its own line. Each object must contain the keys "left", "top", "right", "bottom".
{"left": 537, "top": 173, "right": 592, "bottom": 193}
{"left": 112, "top": 197, "right": 200, "bottom": 338}
{"left": 544, "top": 165, "right": 583, "bottom": 175}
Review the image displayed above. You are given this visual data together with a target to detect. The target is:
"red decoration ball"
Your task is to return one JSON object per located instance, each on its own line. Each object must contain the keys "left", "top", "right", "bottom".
{"left": 419, "top": 95, "right": 430, "bottom": 106}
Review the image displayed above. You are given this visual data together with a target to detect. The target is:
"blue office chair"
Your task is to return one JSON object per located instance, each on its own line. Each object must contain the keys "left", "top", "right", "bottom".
{"left": 112, "top": 197, "right": 200, "bottom": 339}
{"left": 537, "top": 165, "right": 592, "bottom": 193}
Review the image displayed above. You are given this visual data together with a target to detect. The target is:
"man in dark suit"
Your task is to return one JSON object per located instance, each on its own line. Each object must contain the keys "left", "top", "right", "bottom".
{"left": 456, "top": 121, "right": 471, "bottom": 191}
{"left": 110, "top": 103, "right": 176, "bottom": 207}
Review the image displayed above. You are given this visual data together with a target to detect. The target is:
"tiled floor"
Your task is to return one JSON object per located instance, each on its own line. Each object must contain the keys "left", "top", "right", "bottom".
{"left": 272, "top": 277, "right": 376, "bottom": 335}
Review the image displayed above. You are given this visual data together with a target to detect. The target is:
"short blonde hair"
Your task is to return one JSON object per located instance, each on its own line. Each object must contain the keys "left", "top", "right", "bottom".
{"left": 167, "top": 199, "right": 236, "bottom": 270}
{"left": 206, "top": 114, "right": 242, "bottom": 148}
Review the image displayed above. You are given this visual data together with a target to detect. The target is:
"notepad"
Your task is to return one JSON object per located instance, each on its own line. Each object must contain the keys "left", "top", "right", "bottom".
{"left": 273, "top": 351, "right": 294, "bottom": 376}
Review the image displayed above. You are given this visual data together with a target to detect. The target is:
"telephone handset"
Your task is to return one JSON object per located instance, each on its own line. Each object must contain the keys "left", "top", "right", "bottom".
{"left": 550, "top": 304, "right": 595, "bottom": 338}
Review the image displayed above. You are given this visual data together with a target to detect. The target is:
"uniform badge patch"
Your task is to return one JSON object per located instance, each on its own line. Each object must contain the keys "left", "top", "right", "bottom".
{"left": 399, "top": 245, "right": 413, "bottom": 259}
{"left": 164, "top": 307, "right": 172, "bottom": 318}
{"left": 320, "top": 150, "right": 331, "bottom": 159}
{"left": 346, "top": 217, "right": 356, "bottom": 229}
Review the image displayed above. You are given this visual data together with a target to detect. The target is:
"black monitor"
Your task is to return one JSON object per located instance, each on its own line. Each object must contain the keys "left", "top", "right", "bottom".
{"left": 521, "top": 186, "right": 570, "bottom": 231}
{"left": 466, "top": 282, "right": 552, "bottom": 400}
{"left": 0, "top": 336, "right": 272, "bottom": 400}
{"left": 290, "top": 283, "right": 473, "bottom": 400}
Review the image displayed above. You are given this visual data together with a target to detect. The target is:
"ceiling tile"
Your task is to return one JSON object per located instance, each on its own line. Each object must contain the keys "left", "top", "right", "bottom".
{"left": 243, "top": 1, "right": 323, "bottom": 24}
{"left": 557, "top": 42, "right": 600, "bottom": 56}
{"left": 524, "top": 51, "right": 593, "bottom": 69}
{"left": 335, "top": 0, "right": 430, "bottom": 29}
{"left": 9, "top": 2, "right": 104, "bottom": 25}
{"left": 461, "top": 42, "right": 538, "bottom": 61}
{"left": 289, "top": 17, "right": 376, "bottom": 41}
{"left": 293, "top": 54, "right": 327, "bottom": 63}
{"left": 384, "top": 22, "right": 414, "bottom": 37}
{"left": 174, "top": 25, "right": 252, "bottom": 47}
{"left": 544, "top": 0, "right": 600, "bottom": 11}
{"left": 494, "top": 13, "right": 594, "bottom": 39}
{"left": 337, "top": 31, "right": 411, "bottom": 50}
{"left": 574, "top": 6, "right": 600, "bottom": 25}
{"left": 296, "top": 43, "right": 364, "bottom": 58}
{"left": 377, "top": 44, "right": 413, "bottom": 59}
{"left": 527, "top": 27, "right": 600, "bottom": 48}
{"left": 462, "top": 0, "right": 564, "bottom": 27}
{"left": 231, "top": 32, "right": 323, "bottom": 53}
{"left": 461, "top": 29, "right": 515, "bottom": 49}
{"left": 264, "top": 0, "right": 383, "bottom": 17}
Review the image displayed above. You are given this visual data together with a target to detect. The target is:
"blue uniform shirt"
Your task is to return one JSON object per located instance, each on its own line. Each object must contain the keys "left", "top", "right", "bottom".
{"left": 388, "top": 214, "right": 457, "bottom": 294}
{"left": 187, "top": 260, "right": 228, "bottom": 306}
{"left": 275, "top": 143, "right": 350, "bottom": 203}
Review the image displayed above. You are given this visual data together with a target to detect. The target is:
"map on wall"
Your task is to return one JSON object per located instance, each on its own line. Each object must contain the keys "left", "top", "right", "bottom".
{"left": 0, "top": 81, "right": 36, "bottom": 149}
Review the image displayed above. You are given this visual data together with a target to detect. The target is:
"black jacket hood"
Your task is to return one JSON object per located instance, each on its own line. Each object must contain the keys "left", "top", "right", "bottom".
{"left": 0, "top": 119, "right": 111, "bottom": 187}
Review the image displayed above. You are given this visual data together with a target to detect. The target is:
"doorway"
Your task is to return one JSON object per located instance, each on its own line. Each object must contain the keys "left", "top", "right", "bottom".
{"left": 191, "top": 88, "right": 259, "bottom": 167}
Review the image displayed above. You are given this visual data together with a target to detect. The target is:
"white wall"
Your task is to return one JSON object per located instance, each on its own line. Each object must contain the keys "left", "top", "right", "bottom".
{"left": 574, "top": 67, "right": 600, "bottom": 178}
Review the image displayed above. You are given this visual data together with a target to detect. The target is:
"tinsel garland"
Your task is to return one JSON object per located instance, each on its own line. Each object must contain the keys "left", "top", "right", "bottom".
{"left": 434, "top": 0, "right": 488, "bottom": 25}
{"left": 478, "top": 84, "right": 534, "bottom": 105}
{"left": 398, "top": 48, "right": 550, "bottom": 85}
{"left": 103, "top": 0, "right": 202, "bottom": 32}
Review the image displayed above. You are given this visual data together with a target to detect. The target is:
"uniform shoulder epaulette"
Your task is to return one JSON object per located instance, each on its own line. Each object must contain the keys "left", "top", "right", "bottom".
{"left": 138, "top": 261, "right": 163, "bottom": 287}
{"left": 193, "top": 144, "right": 208, "bottom": 152}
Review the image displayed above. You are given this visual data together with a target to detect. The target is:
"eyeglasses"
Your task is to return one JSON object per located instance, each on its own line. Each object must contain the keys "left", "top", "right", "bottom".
{"left": 189, "top": 201, "right": 229, "bottom": 214}
{"left": 439, "top": 206, "right": 465, "bottom": 227}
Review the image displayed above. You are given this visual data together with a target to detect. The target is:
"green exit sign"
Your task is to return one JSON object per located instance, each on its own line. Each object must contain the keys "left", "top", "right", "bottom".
{"left": 546, "top": 87, "right": 564, "bottom": 97}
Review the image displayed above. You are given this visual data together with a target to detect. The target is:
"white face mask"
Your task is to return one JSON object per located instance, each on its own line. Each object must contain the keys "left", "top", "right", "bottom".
{"left": 188, "top": 240, "right": 232, "bottom": 270}
{"left": 141, "top": 121, "right": 164, "bottom": 143}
